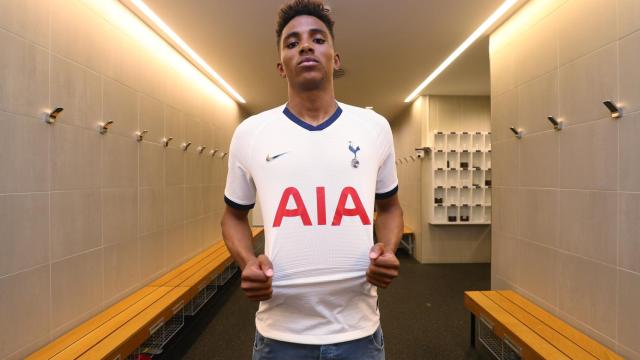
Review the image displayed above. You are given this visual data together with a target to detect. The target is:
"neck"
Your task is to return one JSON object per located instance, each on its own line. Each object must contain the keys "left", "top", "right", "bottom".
{"left": 286, "top": 82, "right": 337, "bottom": 126}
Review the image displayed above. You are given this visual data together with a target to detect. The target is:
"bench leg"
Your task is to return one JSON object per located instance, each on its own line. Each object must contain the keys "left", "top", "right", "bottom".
{"left": 470, "top": 313, "right": 476, "bottom": 348}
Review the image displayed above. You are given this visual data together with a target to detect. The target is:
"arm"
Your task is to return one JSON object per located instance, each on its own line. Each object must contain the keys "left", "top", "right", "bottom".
{"left": 221, "top": 205, "right": 256, "bottom": 270}
{"left": 221, "top": 205, "right": 273, "bottom": 301}
{"left": 367, "top": 193, "right": 403, "bottom": 288}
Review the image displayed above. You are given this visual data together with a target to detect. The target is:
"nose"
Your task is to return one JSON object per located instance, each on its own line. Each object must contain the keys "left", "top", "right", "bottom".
{"left": 299, "top": 41, "right": 314, "bottom": 54}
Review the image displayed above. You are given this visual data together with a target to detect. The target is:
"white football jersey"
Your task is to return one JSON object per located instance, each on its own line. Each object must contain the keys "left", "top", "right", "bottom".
{"left": 224, "top": 102, "right": 398, "bottom": 344}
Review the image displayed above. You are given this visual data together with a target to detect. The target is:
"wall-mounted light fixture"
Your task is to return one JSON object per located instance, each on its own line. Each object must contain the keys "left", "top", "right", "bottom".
{"left": 99, "top": 121, "right": 114, "bottom": 134}
{"left": 510, "top": 127, "right": 523, "bottom": 139}
{"left": 46, "top": 107, "right": 64, "bottom": 124}
{"left": 119, "top": 0, "right": 245, "bottom": 104}
{"left": 136, "top": 130, "right": 148, "bottom": 142}
{"left": 404, "top": 0, "right": 519, "bottom": 102}
{"left": 603, "top": 101, "right": 621, "bottom": 119}
{"left": 547, "top": 116, "right": 563, "bottom": 131}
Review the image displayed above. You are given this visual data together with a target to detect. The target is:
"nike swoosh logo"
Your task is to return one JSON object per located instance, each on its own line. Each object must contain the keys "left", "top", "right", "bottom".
{"left": 266, "top": 152, "right": 288, "bottom": 162}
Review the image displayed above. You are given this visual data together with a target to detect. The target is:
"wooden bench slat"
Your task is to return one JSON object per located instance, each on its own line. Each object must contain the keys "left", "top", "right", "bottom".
{"left": 78, "top": 287, "right": 190, "bottom": 360}
{"left": 161, "top": 246, "right": 228, "bottom": 287}
{"left": 26, "top": 286, "right": 158, "bottom": 360}
{"left": 465, "top": 291, "right": 571, "bottom": 360}
{"left": 149, "top": 241, "right": 226, "bottom": 286}
{"left": 485, "top": 291, "right": 597, "bottom": 359}
{"left": 178, "top": 251, "right": 232, "bottom": 298}
{"left": 498, "top": 290, "right": 623, "bottom": 360}
{"left": 50, "top": 287, "right": 172, "bottom": 360}
{"left": 251, "top": 227, "right": 264, "bottom": 238}
{"left": 403, "top": 225, "right": 413, "bottom": 234}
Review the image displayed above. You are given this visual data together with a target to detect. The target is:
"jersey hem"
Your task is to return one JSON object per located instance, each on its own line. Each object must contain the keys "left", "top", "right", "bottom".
{"left": 375, "top": 184, "right": 399, "bottom": 199}
{"left": 255, "top": 320, "right": 380, "bottom": 345}
{"left": 224, "top": 195, "right": 255, "bottom": 210}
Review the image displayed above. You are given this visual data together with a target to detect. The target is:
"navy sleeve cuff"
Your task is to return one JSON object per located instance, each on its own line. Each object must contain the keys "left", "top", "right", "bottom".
{"left": 375, "top": 185, "right": 398, "bottom": 200}
{"left": 224, "top": 195, "right": 255, "bottom": 210}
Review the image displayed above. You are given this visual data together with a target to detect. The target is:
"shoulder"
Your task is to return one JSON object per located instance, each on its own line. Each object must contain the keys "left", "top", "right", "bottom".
{"left": 233, "top": 104, "right": 285, "bottom": 139}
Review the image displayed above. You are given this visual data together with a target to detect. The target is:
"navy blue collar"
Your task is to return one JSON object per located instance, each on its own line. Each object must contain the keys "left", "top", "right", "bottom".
{"left": 283, "top": 104, "right": 343, "bottom": 131}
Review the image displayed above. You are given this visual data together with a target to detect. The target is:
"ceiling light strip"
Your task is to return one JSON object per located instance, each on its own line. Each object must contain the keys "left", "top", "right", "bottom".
{"left": 404, "top": 0, "right": 518, "bottom": 103}
{"left": 123, "top": 0, "right": 246, "bottom": 103}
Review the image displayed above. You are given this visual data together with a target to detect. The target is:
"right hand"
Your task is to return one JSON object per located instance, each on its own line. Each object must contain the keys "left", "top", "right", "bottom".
{"left": 240, "top": 255, "right": 273, "bottom": 301}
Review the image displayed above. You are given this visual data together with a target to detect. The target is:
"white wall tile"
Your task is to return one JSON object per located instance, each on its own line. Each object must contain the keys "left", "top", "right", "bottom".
{"left": 103, "top": 239, "right": 140, "bottom": 302}
{"left": 140, "top": 95, "right": 164, "bottom": 145}
{"left": 185, "top": 185, "right": 204, "bottom": 221}
{"left": 491, "top": 89, "right": 518, "bottom": 143}
{"left": 0, "top": 29, "right": 49, "bottom": 118}
{"left": 557, "top": 0, "right": 617, "bottom": 65}
{"left": 165, "top": 147, "right": 185, "bottom": 186}
{"left": 51, "top": 248, "right": 103, "bottom": 330}
{"left": 515, "top": 14, "right": 558, "bottom": 85}
{"left": 0, "top": 0, "right": 50, "bottom": 48}
{"left": 491, "top": 231, "right": 519, "bottom": 284}
{"left": 618, "top": 269, "right": 640, "bottom": 354}
{"left": 518, "top": 240, "right": 559, "bottom": 307}
{"left": 50, "top": 55, "right": 102, "bottom": 130}
{"left": 102, "top": 133, "right": 138, "bottom": 189}
{"left": 493, "top": 187, "right": 519, "bottom": 237}
{"left": 519, "top": 188, "right": 558, "bottom": 248}
{"left": 140, "top": 187, "right": 164, "bottom": 235}
{"left": 0, "top": 193, "right": 49, "bottom": 276}
{"left": 620, "top": 112, "right": 640, "bottom": 192}
{"left": 490, "top": 47, "right": 516, "bottom": 97}
{"left": 164, "top": 105, "right": 185, "bottom": 150}
{"left": 520, "top": 131, "right": 559, "bottom": 188}
{"left": 164, "top": 224, "right": 185, "bottom": 268}
{"left": 165, "top": 186, "right": 185, "bottom": 228}
{"left": 139, "top": 231, "right": 164, "bottom": 282}
{"left": 619, "top": 31, "right": 640, "bottom": 115}
{"left": 618, "top": 0, "right": 640, "bottom": 39}
{"left": 558, "top": 43, "right": 618, "bottom": 126}
{"left": 559, "top": 119, "right": 618, "bottom": 191}
{"left": 620, "top": 192, "right": 640, "bottom": 273}
{"left": 102, "top": 188, "right": 137, "bottom": 246}
{"left": 51, "top": 123, "right": 101, "bottom": 191}
{"left": 51, "top": 190, "right": 101, "bottom": 261}
{"left": 140, "top": 141, "right": 164, "bottom": 188}
{"left": 0, "top": 111, "right": 50, "bottom": 193}
{"left": 558, "top": 253, "right": 617, "bottom": 339}
{"left": 102, "top": 78, "right": 139, "bottom": 139}
{"left": 0, "top": 265, "right": 49, "bottom": 359}
{"left": 492, "top": 140, "right": 519, "bottom": 187}
{"left": 558, "top": 190, "right": 617, "bottom": 266}
{"left": 518, "top": 71, "right": 558, "bottom": 135}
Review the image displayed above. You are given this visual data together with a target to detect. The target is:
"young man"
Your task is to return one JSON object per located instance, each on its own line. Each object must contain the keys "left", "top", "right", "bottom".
{"left": 221, "top": 0, "right": 404, "bottom": 358}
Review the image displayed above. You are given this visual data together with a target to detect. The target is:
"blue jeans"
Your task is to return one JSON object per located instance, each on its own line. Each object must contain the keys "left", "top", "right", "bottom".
{"left": 252, "top": 326, "right": 385, "bottom": 360}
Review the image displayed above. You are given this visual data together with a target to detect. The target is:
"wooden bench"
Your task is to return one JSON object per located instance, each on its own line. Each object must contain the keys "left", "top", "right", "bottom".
{"left": 400, "top": 225, "right": 415, "bottom": 255}
{"left": 464, "top": 290, "right": 622, "bottom": 360}
{"left": 28, "top": 227, "right": 264, "bottom": 360}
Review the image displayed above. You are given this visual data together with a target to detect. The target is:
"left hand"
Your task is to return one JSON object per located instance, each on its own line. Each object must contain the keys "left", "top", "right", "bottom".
{"left": 366, "top": 243, "right": 400, "bottom": 288}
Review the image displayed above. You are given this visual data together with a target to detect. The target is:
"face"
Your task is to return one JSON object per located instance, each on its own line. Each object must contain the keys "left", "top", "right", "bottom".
{"left": 277, "top": 15, "right": 341, "bottom": 91}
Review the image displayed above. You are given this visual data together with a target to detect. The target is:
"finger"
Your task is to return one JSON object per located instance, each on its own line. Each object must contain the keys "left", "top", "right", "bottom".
{"left": 367, "top": 266, "right": 399, "bottom": 279}
{"left": 366, "top": 274, "right": 389, "bottom": 288}
{"left": 242, "top": 269, "right": 268, "bottom": 282}
{"left": 258, "top": 255, "right": 274, "bottom": 277}
{"left": 245, "top": 288, "right": 273, "bottom": 298}
{"left": 372, "top": 254, "right": 400, "bottom": 268}
{"left": 241, "top": 280, "right": 272, "bottom": 291}
{"left": 369, "top": 243, "right": 385, "bottom": 260}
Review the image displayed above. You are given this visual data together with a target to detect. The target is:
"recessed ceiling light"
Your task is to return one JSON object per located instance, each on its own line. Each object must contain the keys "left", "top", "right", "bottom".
{"left": 404, "top": 0, "right": 519, "bottom": 103}
{"left": 120, "top": 0, "right": 246, "bottom": 104}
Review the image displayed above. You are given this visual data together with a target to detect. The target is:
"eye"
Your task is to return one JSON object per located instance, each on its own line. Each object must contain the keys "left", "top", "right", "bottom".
{"left": 314, "top": 38, "right": 326, "bottom": 44}
{"left": 286, "top": 41, "right": 298, "bottom": 49}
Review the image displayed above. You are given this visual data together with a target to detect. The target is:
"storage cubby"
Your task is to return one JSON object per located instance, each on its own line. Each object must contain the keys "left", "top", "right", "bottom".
{"left": 460, "top": 169, "right": 472, "bottom": 188}
{"left": 447, "top": 152, "right": 458, "bottom": 169}
{"left": 460, "top": 187, "right": 471, "bottom": 205}
{"left": 472, "top": 152, "right": 484, "bottom": 170}
{"left": 434, "top": 132, "right": 446, "bottom": 151}
{"left": 447, "top": 205, "right": 458, "bottom": 223}
{"left": 434, "top": 205, "right": 446, "bottom": 222}
{"left": 446, "top": 133, "right": 458, "bottom": 151}
{"left": 430, "top": 131, "right": 491, "bottom": 225}
{"left": 434, "top": 151, "right": 446, "bottom": 169}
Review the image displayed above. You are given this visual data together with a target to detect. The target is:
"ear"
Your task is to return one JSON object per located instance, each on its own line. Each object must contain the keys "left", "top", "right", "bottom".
{"left": 276, "top": 62, "right": 286, "bottom": 78}
{"left": 333, "top": 53, "right": 342, "bottom": 71}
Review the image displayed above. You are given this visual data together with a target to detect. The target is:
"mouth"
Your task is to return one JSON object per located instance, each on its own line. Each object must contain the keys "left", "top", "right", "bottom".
{"left": 298, "top": 57, "right": 319, "bottom": 66}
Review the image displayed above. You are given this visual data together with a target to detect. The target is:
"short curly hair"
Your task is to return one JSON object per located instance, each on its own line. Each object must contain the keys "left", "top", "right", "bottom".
{"left": 275, "top": 0, "right": 335, "bottom": 47}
